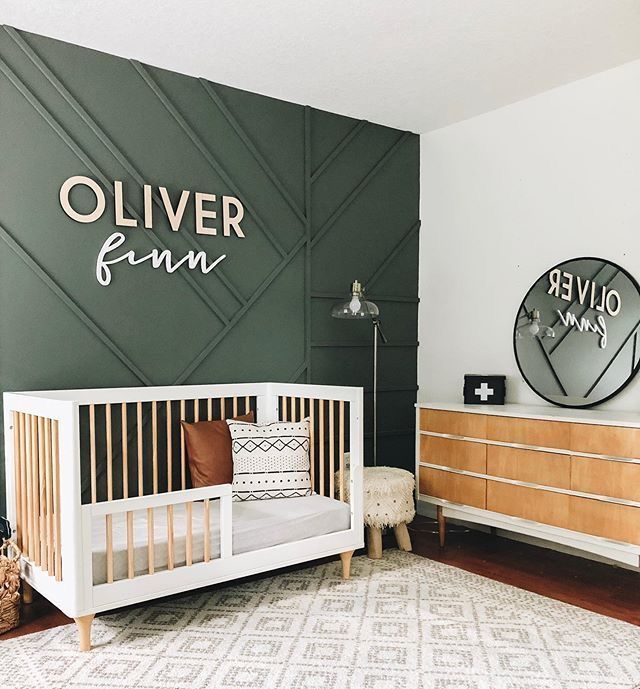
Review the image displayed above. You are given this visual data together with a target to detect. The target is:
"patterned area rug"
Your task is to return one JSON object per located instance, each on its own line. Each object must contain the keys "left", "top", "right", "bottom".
{"left": 3, "top": 551, "right": 640, "bottom": 689}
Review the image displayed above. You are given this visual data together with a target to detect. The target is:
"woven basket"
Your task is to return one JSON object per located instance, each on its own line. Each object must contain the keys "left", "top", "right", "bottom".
{"left": 0, "top": 540, "right": 21, "bottom": 634}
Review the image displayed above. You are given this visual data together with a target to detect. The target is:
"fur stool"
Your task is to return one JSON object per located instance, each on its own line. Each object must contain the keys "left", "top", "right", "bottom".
{"left": 339, "top": 466, "right": 415, "bottom": 559}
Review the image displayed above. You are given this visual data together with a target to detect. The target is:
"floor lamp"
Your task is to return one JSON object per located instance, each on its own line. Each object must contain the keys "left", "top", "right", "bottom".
{"left": 331, "top": 280, "right": 387, "bottom": 466}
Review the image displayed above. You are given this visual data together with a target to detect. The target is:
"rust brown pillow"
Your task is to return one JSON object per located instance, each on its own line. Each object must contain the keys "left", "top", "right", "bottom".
{"left": 182, "top": 412, "right": 254, "bottom": 487}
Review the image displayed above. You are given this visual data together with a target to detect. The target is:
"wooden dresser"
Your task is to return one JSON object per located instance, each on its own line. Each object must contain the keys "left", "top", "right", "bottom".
{"left": 416, "top": 402, "right": 640, "bottom": 566}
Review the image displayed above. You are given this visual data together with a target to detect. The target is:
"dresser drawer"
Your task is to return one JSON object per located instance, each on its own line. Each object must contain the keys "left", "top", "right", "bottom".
{"left": 486, "top": 481, "right": 570, "bottom": 530}
{"left": 487, "top": 445, "right": 571, "bottom": 489}
{"left": 571, "top": 456, "right": 640, "bottom": 502}
{"left": 420, "top": 409, "right": 486, "bottom": 438}
{"left": 419, "top": 467, "right": 486, "bottom": 508}
{"left": 570, "top": 424, "right": 640, "bottom": 459}
{"left": 420, "top": 436, "right": 486, "bottom": 473}
{"left": 486, "top": 416, "right": 571, "bottom": 450}
{"left": 570, "top": 496, "right": 640, "bottom": 545}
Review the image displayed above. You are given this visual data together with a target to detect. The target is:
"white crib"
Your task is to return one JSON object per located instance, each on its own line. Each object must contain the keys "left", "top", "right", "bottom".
{"left": 3, "top": 382, "right": 363, "bottom": 650}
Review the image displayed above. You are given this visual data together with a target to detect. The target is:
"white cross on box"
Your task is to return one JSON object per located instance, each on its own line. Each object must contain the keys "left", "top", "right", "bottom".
{"left": 474, "top": 382, "right": 494, "bottom": 401}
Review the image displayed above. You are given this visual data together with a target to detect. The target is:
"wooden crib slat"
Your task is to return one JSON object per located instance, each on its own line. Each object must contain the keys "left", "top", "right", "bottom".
{"left": 106, "top": 514, "right": 114, "bottom": 584}
{"left": 106, "top": 404, "right": 113, "bottom": 502}
{"left": 292, "top": 397, "right": 297, "bottom": 422}
{"left": 137, "top": 402, "right": 144, "bottom": 497}
{"left": 194, "top": 399, "right": 200, "bottom": 423}
{"left": 233, "top": 397, "right": 238, "bottom": 417}
{"left": 319, "top": 401, "right": 325, "bottom": 497}
{"left": 204, "top": 499, "right": 211, "bottom": 563}
{"left": 180, "top": 400, "right": 186, "bottom": 490}
{"left": 309, "top": 400, "right": 315, "bottom": 493}
{"left": 37, "top": 417, "right": 47, "bottom": 569}
{"left": 30, "top": 415, "right": 40, "bottom": 566}
{"left": 13, "top": 413, "right": 22, "bottom": 550}
{"left": 52, "top": 420, "right": 62, "bottom": 581}
{"left": 121, "top": 404, "right": 129, "bottom": 499}
{"left": 24, "top": 414, "right": 33, "bottom": 560}
{"left": 147, "top": 508, "right": 155, "bottom": 575}
{"left": 126, "top": 511, "right": 134, "bottom": 579}
{"left": 167, "top": 505, "right": 174, "bottom": 570}
{"left": 329, "top": 401, "right": 335, "bottom": 499}
{"left": 280, "top": 396, "right": 286, "bottom": 422}
{"left": 166, "top": 401, "right": 172, "bottom": 492}
{"left": 44, "top": 418, "right": 54, "bottom": 573}
{"left": 245, "top": 395, "right": 250, "bottom": 415}
{"left": 89, "top": 404, "right": 97, "bottom": 504}
{"left": 186, "top": 502, "right": 193, "bottom": 566}
{"left": 152, "top": 401, "right": 158, "bottom": 494}
{"left": 339, "top": 402, "right": 345, "bottom": 502}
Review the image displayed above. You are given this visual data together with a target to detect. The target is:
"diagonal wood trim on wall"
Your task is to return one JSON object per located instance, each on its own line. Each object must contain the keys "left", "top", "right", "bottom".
{"left": 0, "top": 27, "right": 419, "bottom": 509}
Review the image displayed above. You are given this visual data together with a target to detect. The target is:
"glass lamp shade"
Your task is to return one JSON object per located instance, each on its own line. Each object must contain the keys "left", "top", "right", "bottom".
{"left": 331, "top": 280, "right": 379, "bottom": 319}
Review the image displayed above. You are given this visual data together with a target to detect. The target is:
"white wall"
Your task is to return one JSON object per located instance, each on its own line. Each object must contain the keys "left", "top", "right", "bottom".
{"left": 418, "top": 58, "right": 640, "bottom": 410}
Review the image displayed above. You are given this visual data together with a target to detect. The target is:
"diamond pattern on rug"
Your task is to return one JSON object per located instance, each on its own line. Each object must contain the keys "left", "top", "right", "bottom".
{"left": 3, "top": 551, "right": 640, "bottom": 689}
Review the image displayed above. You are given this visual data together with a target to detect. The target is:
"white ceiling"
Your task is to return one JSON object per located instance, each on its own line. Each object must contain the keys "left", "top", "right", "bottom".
{"left": 4, "top": 1, "right": 640, "bottom": 133}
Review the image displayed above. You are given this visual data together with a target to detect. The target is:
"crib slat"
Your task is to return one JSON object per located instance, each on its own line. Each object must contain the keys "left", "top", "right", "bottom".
{"left": 194, "top": 398, "right": 200, "bottom": 423}
{"left": 152, "top": 401, "right": 158, "bottom": 494}
{"left": 180, "top": 400, "right": 186, "bottom": 490}
{"left": 24, "top": 415, "right": 33, "bottom": 560}
{"left": 186, "top": 502, "right": 193, "bottom": 566}
{"left": 106, "top": 514, "right": 114, "bottom": 584}
{"left": 30, "top": 415, "right": 40, "bottom": 566}
{"left": 329, "top": 401, "right": 335, "bottom": 499}
{"left": 13, "top": 413, "right": 23, "bottom": 551}
{"left": 37, "top": 416, "right": 46, "bottom": 569}
{"left": 106, "top": 404, "right": 113, "bottom": 503}
{"left": 292, "top": 397, "right": 297, "bottom": 422}
{"left": 319, "top": 401, "right": 325, "bottom": 496}
{"left": 339, "top": 401, "right": 345, "bottom": 502}
{"left": 147, "top": 508, "right": 155, "bottom": 575}
{"left": 52, "top": 420, "right": 62, "bottom": 581}
{"left": 137, "top": 401, "right": 144, "bottom": 497}
{"left": 232, "top": 397, "right": 238, "bottom": 417}
{"left": 166, "top": 401, "right": 172, "bottom": 492}
{"left": 126, "top": 511, "right": 134, "bottom": 579}
{"left": 281, "top": 396, "right": 287, "bottom": 422}
{"left": 167, "top": 505, "right": 174, "bottom": 570}
{"left": 204, "top": 499, "right": 211, "bottom": 563}
{"left": 121, "top": 403, "right": 129, "bottom": 499}
{"left": 309, "top": 400, "right": 315, "bottom": 493}
{"left": 89, "top": 404, "right": 97, "bottom": 504}
{"left": 44, "top": 417, "right": 53, "bottom": 573}
{"left": 245, "top": 395, "right": 251, "bottom": 415}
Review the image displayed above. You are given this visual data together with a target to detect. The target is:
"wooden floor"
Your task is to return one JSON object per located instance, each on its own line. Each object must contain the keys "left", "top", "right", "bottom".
{"left": 4, "top": 514, "right": 639, "bottom": 640}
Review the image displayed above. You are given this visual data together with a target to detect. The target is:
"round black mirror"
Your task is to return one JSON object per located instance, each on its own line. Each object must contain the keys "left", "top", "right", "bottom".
{"left": 514, "top": 257, "right": 640, "bottom": 408}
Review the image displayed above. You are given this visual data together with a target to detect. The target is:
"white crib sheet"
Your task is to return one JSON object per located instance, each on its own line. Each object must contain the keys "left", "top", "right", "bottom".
{"left": 92, "top": 494, "right": 351, "bottom": 584}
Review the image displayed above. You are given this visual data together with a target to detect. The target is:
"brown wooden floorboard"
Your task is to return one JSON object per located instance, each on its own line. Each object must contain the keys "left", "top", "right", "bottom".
{"left": 4, "top": 514, "right": 639, "bottom": 640}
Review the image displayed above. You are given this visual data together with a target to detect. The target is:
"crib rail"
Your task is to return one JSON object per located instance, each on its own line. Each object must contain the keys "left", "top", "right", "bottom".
{"left": 10, "top": 412, "right": 62, "bottom": 581}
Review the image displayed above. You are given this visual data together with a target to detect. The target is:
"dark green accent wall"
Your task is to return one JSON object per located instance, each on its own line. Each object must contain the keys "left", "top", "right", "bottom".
{"left": 0, "top": 27, "right": 420, "bottom": 511}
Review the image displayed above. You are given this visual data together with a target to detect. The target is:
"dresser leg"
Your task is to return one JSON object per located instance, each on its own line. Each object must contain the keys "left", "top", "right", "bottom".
{"left": 437, "top": 506, "right": 446, "bottom": 548}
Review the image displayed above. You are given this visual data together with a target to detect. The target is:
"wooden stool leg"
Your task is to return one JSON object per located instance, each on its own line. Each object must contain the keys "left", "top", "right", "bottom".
{"left": 394, "top": 523, "right": 412, "bottom": 552}
{"left": 22, "top": 580, "right": 34, "bottom": 604}
{"left": 437, "top": 506, "right": 446, "bottom": 548}
{"left": 74, "top": 614, "right": 95, "bottom": 652}
{"left": 339, "top": 550, "right": 354, "bottom": 579}
{"left": 367, "top": 526, "right": 383, "bottom": 559}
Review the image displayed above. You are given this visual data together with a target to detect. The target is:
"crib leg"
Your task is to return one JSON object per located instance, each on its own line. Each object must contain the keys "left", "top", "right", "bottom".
{"left": 74, "top": 614, "right": 95, "bottom": 652}
{"left": 339, "top": 550, "right": 354, "bottom": 579}
{"left": 22, "top": 580, "right": 34, "bottom": 604}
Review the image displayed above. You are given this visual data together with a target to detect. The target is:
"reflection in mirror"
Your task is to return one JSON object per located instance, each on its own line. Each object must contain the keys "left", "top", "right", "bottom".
{"left": 513, "top": 258, "right": 640, "bottom": 408}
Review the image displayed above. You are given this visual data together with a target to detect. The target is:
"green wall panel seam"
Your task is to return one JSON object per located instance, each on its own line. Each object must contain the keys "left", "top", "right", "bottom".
{"left": 310, "top": 131, "right": 412, "bottom": 249}
{"left": 130, "top": 59, "right": 288, "bottom": 259}
{"left": 0, "top": 220, "right": 154, "bottom": 385}
{"left": 200, "top": 79, "right": 307, "bottom": 227}
{"left": 5, "top": 26, "right": 247, "bottom": 313}
{"left": 366, "top": 219, "right": 421, "bottom": 291}
{"left": 310, "top": 120, "right": 367, "bottom": 184}
{"left": 0, "top": 52, "right": 231, "bottom": 327}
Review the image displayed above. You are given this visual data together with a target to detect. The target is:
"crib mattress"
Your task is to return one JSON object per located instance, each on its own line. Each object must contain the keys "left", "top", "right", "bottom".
{"left": 92, "top": 494, "right": 351, "bottom": 584}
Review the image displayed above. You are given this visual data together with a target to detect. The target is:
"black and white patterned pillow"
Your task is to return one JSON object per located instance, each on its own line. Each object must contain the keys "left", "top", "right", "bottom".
{"left": 227, "top": 419, "right": 313, "bottom": 501}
